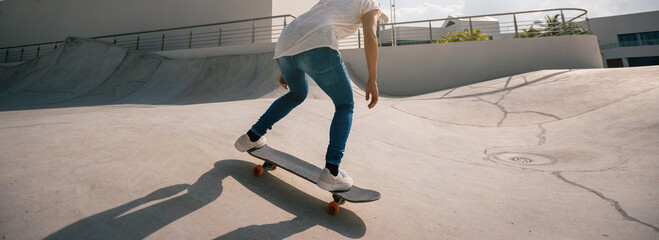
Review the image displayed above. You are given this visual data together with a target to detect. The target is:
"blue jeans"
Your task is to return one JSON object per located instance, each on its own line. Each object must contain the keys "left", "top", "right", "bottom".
{"left": 251, "top": 47, "right": 354, "bottom": 166}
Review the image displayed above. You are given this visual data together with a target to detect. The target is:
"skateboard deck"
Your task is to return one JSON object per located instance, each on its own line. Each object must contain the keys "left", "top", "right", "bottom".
{"left": 248, "top": 144, "right": 380, "bottom": 215}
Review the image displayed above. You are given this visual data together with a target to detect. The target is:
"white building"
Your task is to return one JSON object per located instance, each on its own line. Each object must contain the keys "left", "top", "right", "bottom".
{"left": 589, "top": 10, "right": 659, "bottom": 68}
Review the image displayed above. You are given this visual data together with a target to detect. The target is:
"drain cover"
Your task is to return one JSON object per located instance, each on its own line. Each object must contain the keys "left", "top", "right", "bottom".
{"left": 511, "top": 156, "right": 534, "bottom": 163}
{"left": 490, "top": 152, "right": 554, "bottom": 165}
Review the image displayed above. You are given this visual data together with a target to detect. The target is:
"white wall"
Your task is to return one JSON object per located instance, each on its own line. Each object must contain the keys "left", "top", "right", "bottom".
{"left": 271, "top": 0, "right": 317, "bottom": 17}
{"left": 341, "top": 35, "right": 603, "bottom": 96}
{"left": 0, "top": 0, "right": 274, "bottom": 48}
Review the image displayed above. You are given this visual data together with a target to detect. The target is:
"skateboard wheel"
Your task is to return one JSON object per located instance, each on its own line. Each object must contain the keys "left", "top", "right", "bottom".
{"left": 253, "top": 165, "right": 264, "bottom": 177}
{"left": 328, "top": 201, "right": 340, "bottom": 215}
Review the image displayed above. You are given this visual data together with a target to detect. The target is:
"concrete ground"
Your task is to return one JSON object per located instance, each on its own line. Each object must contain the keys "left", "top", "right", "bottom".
{"left": 0, "top": 38, "right": 658, "bottom": 239}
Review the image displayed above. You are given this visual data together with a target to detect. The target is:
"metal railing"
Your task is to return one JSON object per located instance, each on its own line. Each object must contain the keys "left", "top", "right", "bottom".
{"left": 1, "top": 14, "right": 295, "bottom": 63}
{"left": 2, "top": 8, "right": 592, "bottom": 63}
{"left": 338, "top": 8, "right": 590, "bottom": 49}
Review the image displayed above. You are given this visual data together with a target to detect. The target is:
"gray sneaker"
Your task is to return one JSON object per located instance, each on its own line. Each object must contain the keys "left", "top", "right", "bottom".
{"left": 234, "top": 134, "right": 266, "bottom": 152}
{"left": 317, "top": 167, "right": 354, "bottom": 191}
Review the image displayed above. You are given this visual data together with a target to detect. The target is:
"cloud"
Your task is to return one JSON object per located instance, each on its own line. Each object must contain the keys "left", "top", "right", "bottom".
{"left": 395, "top": 1, "right": 465, "bottom": 23}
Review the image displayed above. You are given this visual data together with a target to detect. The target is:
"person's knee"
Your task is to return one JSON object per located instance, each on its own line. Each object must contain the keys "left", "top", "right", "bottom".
{"left": 335, "top": 101, "right": 354, "bottom": 113}
{"left": 290, "top": 88, "right": 308, "bottom": 103}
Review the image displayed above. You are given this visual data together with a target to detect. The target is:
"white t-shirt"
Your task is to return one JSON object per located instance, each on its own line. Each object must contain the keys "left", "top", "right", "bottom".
{"left": 274, "top": 0, "right": 381, "bottom": 59}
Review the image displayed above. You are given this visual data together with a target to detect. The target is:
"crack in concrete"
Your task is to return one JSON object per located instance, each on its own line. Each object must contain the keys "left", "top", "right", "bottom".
{"left": 393, "top": 86, "right": 561, "bottom": 128}
{"left": 611, "top": 146, "right": 630, "bottom": 170}
{"left": 552, "top": 171, "right": 659, "bottom": 233}
{"left": 475, "top": 96, "right": 507, "bottom": 126}
{"left": 437, "top": 71, "right": 570, "bottom": 100}
{"left": 390, "top": 105, "right": 500, "bottom": 128}
{"left": 509, "top": 111, "right": 562, "bottom": 121}
{"left": 558, "top": 86, "right": 659, "bottom": 122}
{"left": 437, "top": 71, "right": 658, "bottom": 128}
{"left": 400, "top": 84, "right": 656, "bottom": 128}
{"left": 390, "top": 105, "right": 437, "bottom": 122}
{"left": 537, "top": 124, "right": 547, "bottom": 146}
{"left": 494, "top": 106, "right": 508, "bottom": 127}
{"left": 495, "top": 91, "right": 513, "bottom": 127}
{"left": 475, "top": 89, "right": 512, "bottom": 127}
{"left": 406, "top": 72, "right": 569, "bottom": 102}
{"left": 482, "top": 79, "right": 659, "bottom": 127}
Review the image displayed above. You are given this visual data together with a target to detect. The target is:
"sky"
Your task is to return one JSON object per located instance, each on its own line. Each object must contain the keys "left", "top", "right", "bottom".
{"left": 378, "top": 0, "right": 659, "bottom": 23}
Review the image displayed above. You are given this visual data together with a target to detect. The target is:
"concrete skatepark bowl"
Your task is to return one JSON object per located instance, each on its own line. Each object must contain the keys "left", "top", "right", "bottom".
{"left": 0, "top": 37, "right": 657, "bottom": 239}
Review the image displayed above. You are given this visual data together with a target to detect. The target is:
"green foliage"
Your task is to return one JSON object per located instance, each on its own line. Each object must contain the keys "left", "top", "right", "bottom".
{"left": 517, "top": 14, "right": 590, "bottom": 38}
{"left": 518, "top": 26, "right": 541, "bottom": 38}
{"left": 435, "top": 28, "right": 490, "bottom": 43}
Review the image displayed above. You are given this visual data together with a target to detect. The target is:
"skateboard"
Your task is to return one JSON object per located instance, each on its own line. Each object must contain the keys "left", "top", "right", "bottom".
{"left": 248, "top": 144, "right": 380, "bottom": 215}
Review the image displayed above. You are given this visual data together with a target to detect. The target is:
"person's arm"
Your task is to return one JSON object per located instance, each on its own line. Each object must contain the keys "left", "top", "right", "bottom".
{"left": 361, "top": 9, "right": 380, "bottom": 109}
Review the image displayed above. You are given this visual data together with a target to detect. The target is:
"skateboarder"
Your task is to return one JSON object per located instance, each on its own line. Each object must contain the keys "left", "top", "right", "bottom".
{"left": 235, "top": 0, "right": 381, "bottom": 191}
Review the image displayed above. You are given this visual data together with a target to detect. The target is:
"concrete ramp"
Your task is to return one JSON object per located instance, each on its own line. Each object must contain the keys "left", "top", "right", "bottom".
{"left": 0, "top": 38, "right": 127, "bottom": 108}
{"left": 0, "top": 66, "right": 7, "bottom": 82}
{"left": 0, "top": 46, "right": 63, "bottom": 95}
{"left": 0, "top": 37, "right": 294, "bottom": 110}
{"left": 67, "top": 50, "right": 164, "bottom": 105}
{"left": 115, "top": 58, "right": 205, "bottom": 105}
{"left": 165, "top": 53, "right": 283, "bottom": 104}
{"left": 0, "top": 36, "right": 657, "bottom": 239}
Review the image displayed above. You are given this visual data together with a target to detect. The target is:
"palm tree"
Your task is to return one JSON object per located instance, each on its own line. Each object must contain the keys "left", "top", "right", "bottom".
{"left": 538, "top": 14, "right": 562, "bottom": 36}
{"left": 517, "top": 14, "right": 590, "bottom": 38}
{"left": 518, "top": 26, "right": 541, "bottom": 38}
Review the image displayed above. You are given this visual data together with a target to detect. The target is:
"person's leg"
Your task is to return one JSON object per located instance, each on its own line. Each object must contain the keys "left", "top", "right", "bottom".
{"left": 250, "top": 56, "right": 309, "bottom": 137}
{"left": 235, "top": 55, "right": 308, "bottom": 152}
{"left": 299, "top": 48, "right": 354, "bottom": 174}
{"left": 299, "top": 48, "right": 355, "bottom": 191}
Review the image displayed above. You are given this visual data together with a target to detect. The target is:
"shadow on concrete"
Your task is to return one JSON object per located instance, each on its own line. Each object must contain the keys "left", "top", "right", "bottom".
{"left": 0, "top": 97, "right": 266, "bottom": 112}
{"left": 415, "top": 70, "right": 572, "bottom": 100}
{"left": 44, "top": 160, "right": 365, "bottom": 240}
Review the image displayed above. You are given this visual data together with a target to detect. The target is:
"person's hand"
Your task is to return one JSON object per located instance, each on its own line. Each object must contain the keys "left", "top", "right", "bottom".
{"left": 279, "top": 75, "right": 288, "bottom": 90}
{"left": 365, "top": 80, "right": 379, "bottom": 109}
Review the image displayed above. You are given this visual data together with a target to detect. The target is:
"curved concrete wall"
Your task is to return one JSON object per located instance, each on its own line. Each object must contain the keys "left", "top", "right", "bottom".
{"left": 341, "top": 35, "right": 604, "bottom": 96}
{"left": 0, "top": 37, "right": 288, "bottom": 110}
